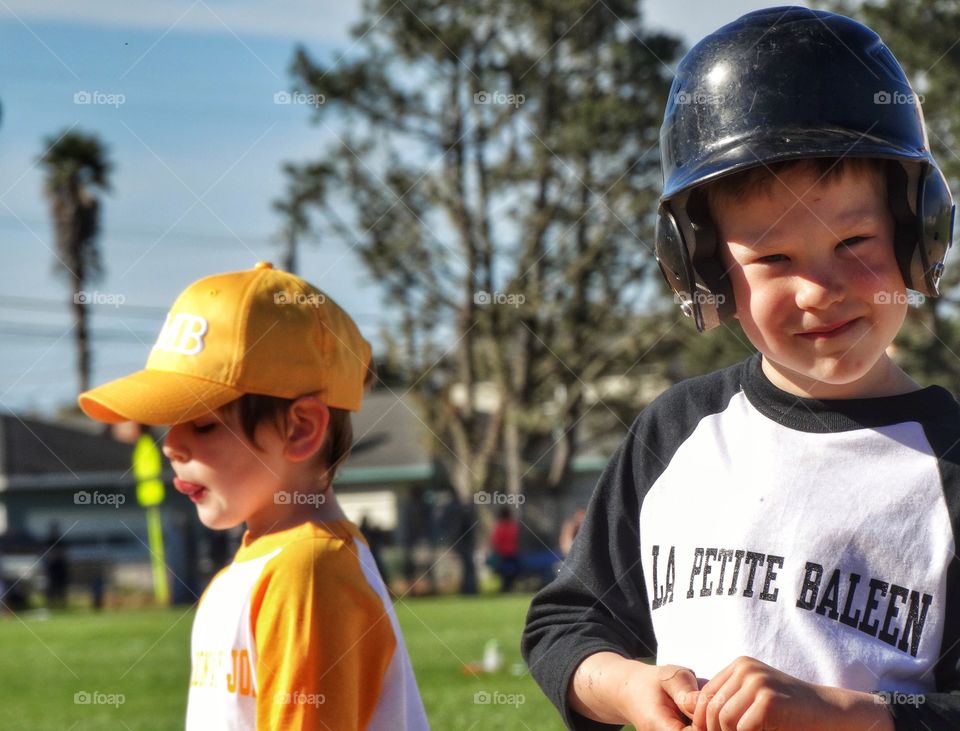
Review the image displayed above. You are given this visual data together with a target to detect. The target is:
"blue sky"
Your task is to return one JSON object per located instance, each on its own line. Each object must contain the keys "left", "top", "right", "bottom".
{"left": 0, "top": 0, "right": 807, "bottom": 416}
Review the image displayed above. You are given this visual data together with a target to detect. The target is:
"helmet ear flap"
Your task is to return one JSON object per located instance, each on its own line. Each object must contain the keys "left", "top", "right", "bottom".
{"left": 686, "top": 192, "right": 736, "bottom": 327}
{"left": 914, "top": 165, "right": 955, "bottom": 296}
{"left": 888, "top": 161, "right": 953, "bottom": 296}
{"left": 655, "top": 197, "right": 736, "bottom": 332}
{"left": 656, "top": 204, "right": 703, "bottom": 330}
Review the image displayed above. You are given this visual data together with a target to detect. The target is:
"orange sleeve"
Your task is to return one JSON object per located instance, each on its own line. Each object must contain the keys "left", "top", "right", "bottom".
{"left": 251, "top": 538, "right": 396, "bottom": 730}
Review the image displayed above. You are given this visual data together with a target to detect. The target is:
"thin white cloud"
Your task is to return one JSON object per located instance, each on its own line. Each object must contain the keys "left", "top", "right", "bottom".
{"left": 0, "top": 0, "right": 363, "bottom": 42}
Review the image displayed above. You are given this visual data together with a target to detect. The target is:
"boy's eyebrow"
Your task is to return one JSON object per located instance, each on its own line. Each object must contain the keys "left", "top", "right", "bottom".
{"left": 735, "top": 208, "right": 884, "bottom": 249}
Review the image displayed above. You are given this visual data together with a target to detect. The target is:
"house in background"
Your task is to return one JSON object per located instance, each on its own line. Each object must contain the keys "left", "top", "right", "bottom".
{"left": 0, "top": 386, "right": 622, "bottom": 602}
{"left": 0, "top": 391, "right": 460, "bottom": 602}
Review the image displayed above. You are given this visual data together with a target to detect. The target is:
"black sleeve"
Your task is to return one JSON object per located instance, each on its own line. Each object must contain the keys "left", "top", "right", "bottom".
{"left": 889, "top": 420, "right": 960, "bottom": 730}
{"left": 520, "top": 363, "right": 745, "bottom": 731}
{"left": 521, "top": 419, "right": 656, "bottom": 731}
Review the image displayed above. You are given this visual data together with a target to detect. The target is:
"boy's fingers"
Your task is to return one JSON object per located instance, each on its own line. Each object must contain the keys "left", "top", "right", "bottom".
{"left": 693, "top": 666, "right": 736, "bottom": 731}
{"left": 656, "top": 665, "right": 700, "bottom": 717}
{"left": 677, "top": 689, "right": 699, "bottom": 716}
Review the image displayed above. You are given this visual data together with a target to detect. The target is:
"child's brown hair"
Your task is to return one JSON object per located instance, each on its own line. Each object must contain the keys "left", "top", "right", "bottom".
{"left": 704, "top": 156, "right": 888, "bottom": 216}
{"left": 228, "top": 359, "right": 377, "bottom": 489}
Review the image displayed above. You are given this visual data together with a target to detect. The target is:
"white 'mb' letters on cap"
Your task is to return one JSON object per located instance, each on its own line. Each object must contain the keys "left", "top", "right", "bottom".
{"left": 153, "top": 313, "right": 208, "bottom": 356}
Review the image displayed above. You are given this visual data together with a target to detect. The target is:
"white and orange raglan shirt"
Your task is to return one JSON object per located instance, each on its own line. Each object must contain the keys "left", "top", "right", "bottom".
{"left": 185, "top": 520, "right": 429, "bottom": 730}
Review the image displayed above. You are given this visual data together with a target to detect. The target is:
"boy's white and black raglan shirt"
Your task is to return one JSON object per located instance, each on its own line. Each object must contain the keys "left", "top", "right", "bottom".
{"left": 522, "top": 353, "right": 960, "bottom": 731}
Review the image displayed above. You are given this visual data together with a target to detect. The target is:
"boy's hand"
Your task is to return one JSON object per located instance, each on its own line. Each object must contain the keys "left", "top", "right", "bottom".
{"left": 679, "top": 656, "right": 894, "bottom": 731}
{"left": 568, "top": 652, "right": 699, "bottom": 730}
{"left": 624, "top": 663, "right": 703, "bottom": 731}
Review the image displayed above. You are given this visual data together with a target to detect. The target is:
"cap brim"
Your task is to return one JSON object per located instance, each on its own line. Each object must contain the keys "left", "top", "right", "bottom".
{"left": 78, "top": 370, "right": 244, "bottom": 425}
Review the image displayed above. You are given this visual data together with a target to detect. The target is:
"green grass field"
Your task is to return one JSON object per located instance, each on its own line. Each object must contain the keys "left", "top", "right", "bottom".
{"left": 0, "top": 594, "right": 566, "bottom": 730}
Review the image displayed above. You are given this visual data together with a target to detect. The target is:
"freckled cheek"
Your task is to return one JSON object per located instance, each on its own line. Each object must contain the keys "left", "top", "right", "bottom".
{"left": 843, "top": 251, "right": 904, "bottom": 294}
{"left": 739, "top": 283, "right": 795, "bottom": 330}
{"left": 842, "top": 263, "right": 886, "bottom": 295}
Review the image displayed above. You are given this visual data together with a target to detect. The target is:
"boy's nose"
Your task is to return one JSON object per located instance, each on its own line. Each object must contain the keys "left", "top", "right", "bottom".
{"left": 163, "top": 424, "right": 190, "bottom": 462}
{"left": 794, "top": 267, "right": 844, "bottom": 311}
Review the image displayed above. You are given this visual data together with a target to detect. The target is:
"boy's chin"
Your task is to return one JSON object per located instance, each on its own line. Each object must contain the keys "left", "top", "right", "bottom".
{"left": 762, "top": 351, "right": 897, "bottom": 398}
{"left": 195, "top": 509, "right": 242, "bottom": 532}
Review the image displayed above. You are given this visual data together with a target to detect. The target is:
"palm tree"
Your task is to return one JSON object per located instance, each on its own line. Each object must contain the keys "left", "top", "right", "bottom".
{"left": 39, "top": 130, "right": 112, "bottom": 395}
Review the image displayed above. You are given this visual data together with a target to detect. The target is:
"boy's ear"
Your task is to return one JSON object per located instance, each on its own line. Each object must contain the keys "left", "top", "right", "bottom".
{"left": 282, "top": 396, "right": 330, "bottom": 462}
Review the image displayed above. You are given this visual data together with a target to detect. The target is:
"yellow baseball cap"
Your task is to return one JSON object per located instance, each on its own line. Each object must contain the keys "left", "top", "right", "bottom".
{"left": 78, "top": 262, "right": 373, "bottom": 425}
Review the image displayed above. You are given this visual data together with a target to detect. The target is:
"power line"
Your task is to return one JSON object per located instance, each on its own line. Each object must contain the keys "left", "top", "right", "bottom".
{"left": 0, "top": 293, "right": 386, "bottom": 323}
{"left": 0, "top": 213, "right": 280, "bottom": 250}
{"left": 0, "top": 321, "right": 156, "bottom": 343}
{"left": 0, "top": 294, "right": 166, "bottom": 318}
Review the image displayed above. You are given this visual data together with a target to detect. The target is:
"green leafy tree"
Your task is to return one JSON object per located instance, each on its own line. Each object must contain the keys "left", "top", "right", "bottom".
{"left": 40, "top": 130, "right": 112, "bottom": 395}
{"left": 279, "top": 0, "right": 685, "bottom": 587}
{"left": 272, "top": 162, "right": 332, "bottom": 274}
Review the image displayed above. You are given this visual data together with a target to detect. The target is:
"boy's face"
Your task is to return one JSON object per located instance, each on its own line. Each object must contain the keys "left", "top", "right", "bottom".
{"left": 713, "top": 164, "right": 908, "bottom": 398}
{"left": 162, "top": 405, "right": 289, "bottom": 533}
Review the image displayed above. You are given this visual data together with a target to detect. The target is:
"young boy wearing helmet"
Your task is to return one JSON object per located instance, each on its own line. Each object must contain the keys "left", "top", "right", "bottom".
{"left": 523, "top": 7, "right": 958, "bottom": 731}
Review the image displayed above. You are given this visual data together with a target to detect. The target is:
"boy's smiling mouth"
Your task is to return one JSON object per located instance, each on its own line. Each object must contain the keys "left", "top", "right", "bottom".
{"left": 796, "top": 318, "right": 862, "bottom": 339}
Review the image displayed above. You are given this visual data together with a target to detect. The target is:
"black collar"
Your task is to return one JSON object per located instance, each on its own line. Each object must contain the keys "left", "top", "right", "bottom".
{"left": 740, "top": 353, "right": 960, "bottom": 433}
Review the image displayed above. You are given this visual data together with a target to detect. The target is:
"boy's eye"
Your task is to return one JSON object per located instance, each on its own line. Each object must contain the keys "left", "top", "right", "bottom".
{"left": 757, "top": 253, "right": 788, "bottom": 264}
{"left": 193, "top": 422, "right": 218, "bottom": 434}
{"left": 839, "top": 236, "right": 870, "bottom": 248}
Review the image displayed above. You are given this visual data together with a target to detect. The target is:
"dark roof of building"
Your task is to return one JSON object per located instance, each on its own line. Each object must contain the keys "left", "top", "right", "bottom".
{"left": 0, "top": 387, "right": 617, "bottom": 490}
{"left": 340, "top": 391, "right": 435, "bottom": 483}
{"left": 0, "top": 412, "right": 134, "bottom": 489}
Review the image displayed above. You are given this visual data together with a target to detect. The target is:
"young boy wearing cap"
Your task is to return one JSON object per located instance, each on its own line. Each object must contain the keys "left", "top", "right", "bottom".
{"left": 522, "top": 7, "right": 959, "bottom": 731}
{"left": 79, "top": 262, "right": 430, "bottom": 730}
